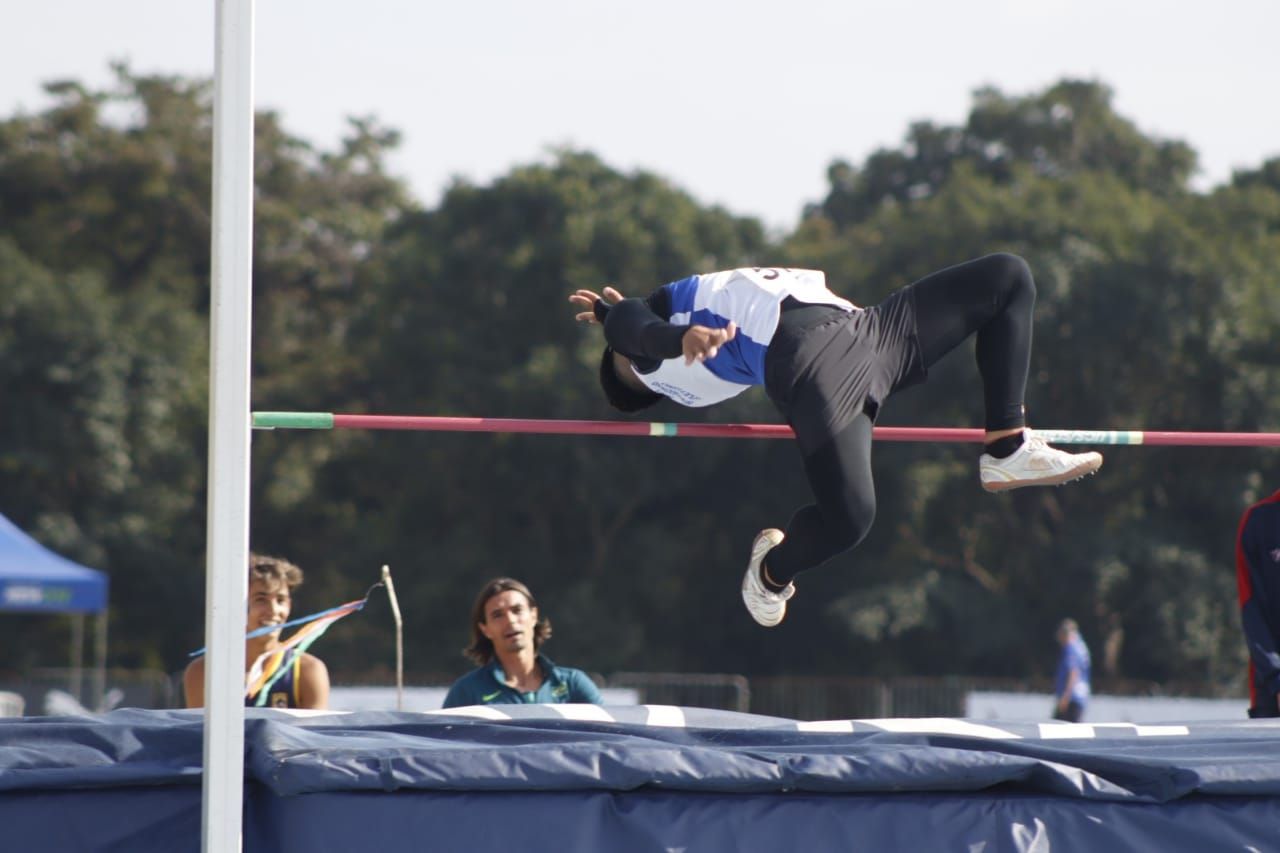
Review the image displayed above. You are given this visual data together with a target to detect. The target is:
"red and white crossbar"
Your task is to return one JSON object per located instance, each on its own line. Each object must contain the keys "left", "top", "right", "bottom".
{"left": 250, "top": 413, "right": 1280, "bottom": 447}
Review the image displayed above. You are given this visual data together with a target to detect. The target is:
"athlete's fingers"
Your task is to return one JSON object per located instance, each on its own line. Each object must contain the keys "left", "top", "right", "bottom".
{"left": 569, "top": 289, "right": 601, "bottom": 304}
{"left": 705, "top": 326, "right": 733, "bottom": 350}
{"left": 705, "top": 325, "right": 733, "bottom": 345}
{"left": 682, "top": 325, "right": 732, "bottom": 364}
{"left": 602, "top": 286, "right": 624, "bottom": 302}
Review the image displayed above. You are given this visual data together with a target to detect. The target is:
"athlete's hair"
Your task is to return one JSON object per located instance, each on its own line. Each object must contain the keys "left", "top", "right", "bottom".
{"left": 599, "top": 347, "right": 663, "bottom": 412}
{"left": 249, "top": 553, "right": 303, "bottom": 591}
{"left": 464, "top": 577, "right": 553, "bottom": 665}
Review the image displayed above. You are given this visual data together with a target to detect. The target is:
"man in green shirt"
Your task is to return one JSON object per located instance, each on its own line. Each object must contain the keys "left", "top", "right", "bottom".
{"left": 442, "top": 577, "right": 602, "bottom": 708}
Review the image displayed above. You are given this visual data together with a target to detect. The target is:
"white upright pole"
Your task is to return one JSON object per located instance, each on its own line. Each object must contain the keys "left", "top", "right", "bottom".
{"left": 92, "top": 611, "right": 107, "bottom": 711}
{"left": 381, "top": 566, "right": 404, "bottom": 711}
{"left": 205, "top": 0, "right": 255, "bottom": 850}
{"left": 69, "top": 612, "right": 85, "bottom": 703}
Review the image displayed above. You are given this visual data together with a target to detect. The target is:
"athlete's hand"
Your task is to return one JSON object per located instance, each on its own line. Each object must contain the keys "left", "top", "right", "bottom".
{"left": 682, "top": 322, "right": 737, "bottom": 365}
{"left": 568, "top": 286, "right": 624, "bottom": 324}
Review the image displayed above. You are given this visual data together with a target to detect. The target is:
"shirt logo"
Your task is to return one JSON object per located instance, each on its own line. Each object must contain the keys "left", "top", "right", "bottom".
{"left": 481, "top": 690, "right": 502, "bottom": 703}
{"left": 650, "top": 381, "right": 704, "bottom": 405}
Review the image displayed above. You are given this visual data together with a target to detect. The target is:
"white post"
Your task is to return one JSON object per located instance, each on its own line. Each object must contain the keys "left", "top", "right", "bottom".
{"left": 92, "top": 611, "right": 107, "bottom": 711}
{"left": 69, "top": 613, "right": 85, "bottom": 703}
{"left": 381, "top": 566, "right": 404, "bottom": 711}
{"left": 204, "top": 0, "right": 255, "bottom": 850}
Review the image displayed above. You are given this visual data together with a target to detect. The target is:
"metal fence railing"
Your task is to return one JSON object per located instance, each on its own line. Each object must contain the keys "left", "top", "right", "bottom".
{"left": 0, "top": 668, "right": 1246, "bottom": 719}
{"left": 747, "top": 676, "right": 1002, "bottom": 720}
{"left": 606, "top": 672, "right": 751, "bottom": 713}
{"left": 747, "top": 675, "right": 1247, "bottom": 721}
{"left": 602, "top": 674, "right": 1247, "bottom": 721}
{"left": 0, "top": 668, "right": 176, "bottom": 715}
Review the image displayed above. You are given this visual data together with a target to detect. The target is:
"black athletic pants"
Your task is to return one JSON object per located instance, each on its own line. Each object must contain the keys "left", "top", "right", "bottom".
{"left": 765, "top": 253, "right": 1036, "bottom": 584}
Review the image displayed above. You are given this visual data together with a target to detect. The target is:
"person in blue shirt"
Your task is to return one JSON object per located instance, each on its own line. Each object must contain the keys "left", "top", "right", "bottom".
{"left": 442, "top": 577, "right": 603, "bottom": 708}
{"left": 1053, "top": 618, "right": 1091, "bottom": 722}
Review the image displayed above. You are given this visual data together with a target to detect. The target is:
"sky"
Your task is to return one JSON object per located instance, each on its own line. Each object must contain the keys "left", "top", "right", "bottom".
{"left": 4, "top": 0, "right": 1278, "bottom": 232}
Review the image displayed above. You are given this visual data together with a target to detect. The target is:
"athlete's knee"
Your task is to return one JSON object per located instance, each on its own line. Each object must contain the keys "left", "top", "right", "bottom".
{"left": 986, "top": 252, "right": 1035, "bottom": 301}
{"left": 825, "top": 490, "right": 876, "bottom": 552}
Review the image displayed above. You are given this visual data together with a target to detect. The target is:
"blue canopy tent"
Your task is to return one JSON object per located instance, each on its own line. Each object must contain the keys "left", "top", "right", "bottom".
{"left": 0, "top": 512, "right": 109, "bottom": 710}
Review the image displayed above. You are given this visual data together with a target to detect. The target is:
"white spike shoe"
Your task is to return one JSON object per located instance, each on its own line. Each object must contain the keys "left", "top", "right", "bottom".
{"left": 980, "top": 429, "right": 1103, "bottom": 492}
{"left": 741, "top": 529, "right": 793, "bottom": 627}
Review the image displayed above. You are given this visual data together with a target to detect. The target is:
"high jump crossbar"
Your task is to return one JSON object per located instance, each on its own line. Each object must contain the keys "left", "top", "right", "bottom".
{"left": 251, "top": 413, "right": 1280, "bottom": 447}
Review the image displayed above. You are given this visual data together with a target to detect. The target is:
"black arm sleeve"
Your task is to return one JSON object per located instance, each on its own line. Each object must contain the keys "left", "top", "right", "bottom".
{"left": 602, "top": 297, "right": 688, "bottom": 362}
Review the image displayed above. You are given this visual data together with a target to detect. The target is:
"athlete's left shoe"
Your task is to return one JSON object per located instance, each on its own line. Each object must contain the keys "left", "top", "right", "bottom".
{"left": 979, "top": 429, "right": 1103, "bottom": 492}
{"left": 741, "top": 528, "right": 793, "bottom": 627}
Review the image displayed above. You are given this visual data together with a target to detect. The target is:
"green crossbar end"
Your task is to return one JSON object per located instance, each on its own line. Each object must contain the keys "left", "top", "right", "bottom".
{"left": 648, "top": 422, "right": 679, "bottom": 437}
{"left": 251, "top": 411, "right": 336, "bottom": 430}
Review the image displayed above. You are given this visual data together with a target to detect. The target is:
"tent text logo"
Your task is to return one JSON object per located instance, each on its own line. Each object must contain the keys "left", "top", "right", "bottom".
{"left": 2, "top": 585, "right": 73, "bottom": 606}
{"left": 3, "top": 585, "right": 44, "bottom": 605}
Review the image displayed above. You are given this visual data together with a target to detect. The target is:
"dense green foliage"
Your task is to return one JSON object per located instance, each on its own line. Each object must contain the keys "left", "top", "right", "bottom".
{"left": 2, "top": 69, "right": 1278, "bottom": 691}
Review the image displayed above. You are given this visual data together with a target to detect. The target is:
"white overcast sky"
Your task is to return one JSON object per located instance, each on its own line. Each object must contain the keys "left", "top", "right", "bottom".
{"left": 4, "top": 0, "right": 1278, "bottom": 231}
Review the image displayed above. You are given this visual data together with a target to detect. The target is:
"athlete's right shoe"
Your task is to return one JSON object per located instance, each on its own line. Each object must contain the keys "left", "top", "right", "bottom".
{"left": 741, "top": 528, "right": 793, "bottom": 627}
{"left": 979, "top": 429, "right": 1104, "bottom": 492}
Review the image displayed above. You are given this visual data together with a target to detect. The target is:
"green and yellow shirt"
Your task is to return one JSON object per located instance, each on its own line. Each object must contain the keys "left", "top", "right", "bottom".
{"left": 442, "top": 654, "right": 602, "bottom": 708}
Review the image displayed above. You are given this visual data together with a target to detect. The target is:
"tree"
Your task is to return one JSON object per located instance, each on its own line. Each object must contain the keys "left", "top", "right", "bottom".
{"left": 5, "top": 70, "right": 1279, "bottom": 693}
{"left": 0, "top": 66, "right": 416, "bottom": 672}
{"left": 812, "top": 80, "right": 1196, "bottom": 229}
